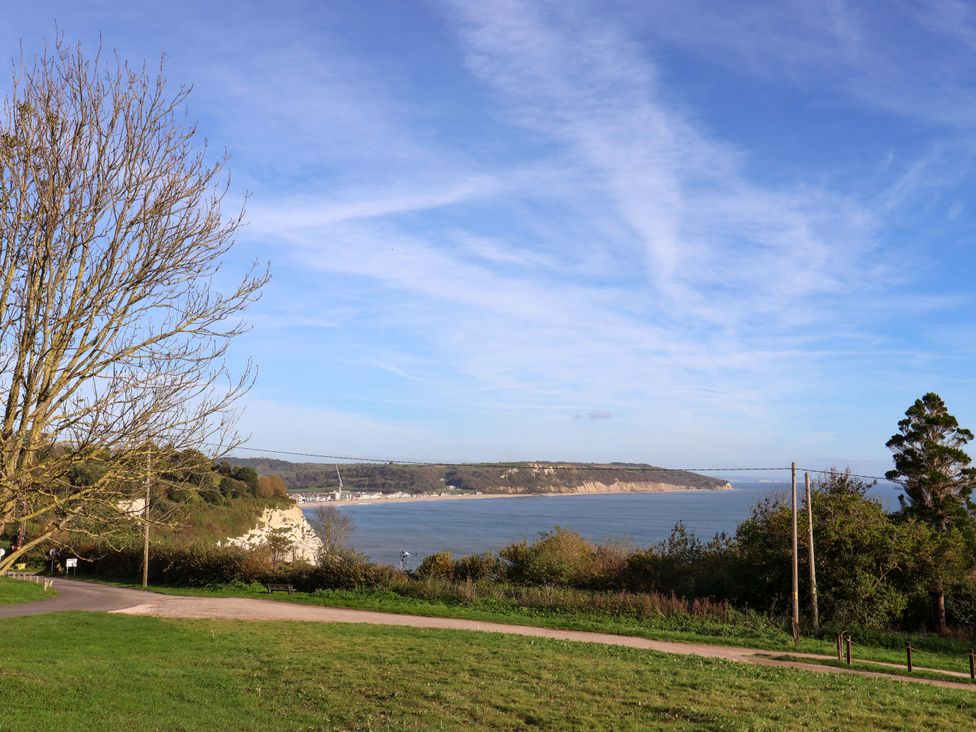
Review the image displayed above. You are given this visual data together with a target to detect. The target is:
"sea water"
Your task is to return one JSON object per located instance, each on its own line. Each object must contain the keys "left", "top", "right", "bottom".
{"left": 305, "top": 481, "right": 903, "bottom": 567}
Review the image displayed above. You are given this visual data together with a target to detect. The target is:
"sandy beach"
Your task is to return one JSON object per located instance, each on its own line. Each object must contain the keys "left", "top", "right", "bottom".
{"left": 300, "top": 483, "right": 732, "bottom": 509}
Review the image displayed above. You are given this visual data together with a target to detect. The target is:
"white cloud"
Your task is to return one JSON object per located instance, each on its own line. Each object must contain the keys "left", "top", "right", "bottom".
{"left": 238, "top": 0, "right": 934, "bottom": 454}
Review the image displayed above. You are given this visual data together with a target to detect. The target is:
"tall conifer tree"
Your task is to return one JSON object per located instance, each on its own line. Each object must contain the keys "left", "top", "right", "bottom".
{"left": 886, "top": 392, "right": 976, "bottom": 633}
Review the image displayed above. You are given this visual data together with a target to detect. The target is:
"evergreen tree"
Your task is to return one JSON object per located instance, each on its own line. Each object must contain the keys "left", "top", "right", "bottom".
{"left": 886, "top": 392, "right": 976, "bottom": 633}
{"left": 886, "top": 393, "right": 976, "bottom": 525}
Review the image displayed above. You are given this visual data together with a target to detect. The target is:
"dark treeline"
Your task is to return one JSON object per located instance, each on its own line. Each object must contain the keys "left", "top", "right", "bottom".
{"left": 226, "top": 458, "right": 727, "bottom": 494}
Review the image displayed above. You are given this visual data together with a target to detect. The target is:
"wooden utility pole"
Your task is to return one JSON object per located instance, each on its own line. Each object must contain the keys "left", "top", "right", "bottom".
{"left": 790, "top": 462, "right": 800, "bottom": 645}
{"left": 805, "top": 471, "right": 819, "bottom": 631}
{"left": 142, "top": 454, "right": 151, "bottom": 588}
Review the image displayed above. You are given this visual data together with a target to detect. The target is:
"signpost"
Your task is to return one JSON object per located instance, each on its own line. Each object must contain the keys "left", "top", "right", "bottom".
{"left": 66, "top": 557, "right": 78, "bottom": 576}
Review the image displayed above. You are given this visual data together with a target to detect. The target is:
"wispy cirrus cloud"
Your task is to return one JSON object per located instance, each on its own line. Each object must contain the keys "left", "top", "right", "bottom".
{"left": 444, "top": 0, "right": 882, "bottom": 327}
{"left": 239, "top": 0, "right": 950, "bottom": 464}
{"left": 6, "top": 0, "right": 975, "bottom": 468}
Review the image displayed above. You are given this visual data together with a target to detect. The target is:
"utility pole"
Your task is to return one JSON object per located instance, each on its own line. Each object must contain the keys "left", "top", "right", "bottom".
{"left": 142, "top": 453, "right": 151, "bottom": 588}
{"left": 790, "top": 462, "right": 800, "bottom": 645}
{"left": 805, "top": 471, "right": 819, "bottom": 631}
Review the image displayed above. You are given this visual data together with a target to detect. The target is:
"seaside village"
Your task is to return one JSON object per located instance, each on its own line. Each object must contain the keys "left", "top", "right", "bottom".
{"left": 293, "top": 487, "right": 482, "bottom": 504}
{"left": 293, "top": 489, "right": 412, "bottom": 503}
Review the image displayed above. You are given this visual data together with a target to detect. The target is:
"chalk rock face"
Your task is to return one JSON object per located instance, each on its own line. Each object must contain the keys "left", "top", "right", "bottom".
{"left": 222, "top": 503, "right": 323, "bottom": 563}
{"left": 485, "top": 480, "right": 734, "bottom": 495}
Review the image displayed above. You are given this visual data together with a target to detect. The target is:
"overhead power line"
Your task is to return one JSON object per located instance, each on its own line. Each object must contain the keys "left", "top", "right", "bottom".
{"left": 211, "top": 443, "right": 901, "bottom": 483}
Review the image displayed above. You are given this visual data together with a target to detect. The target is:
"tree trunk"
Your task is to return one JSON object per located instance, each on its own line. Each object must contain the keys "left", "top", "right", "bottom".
{"left": 936, "top": 589, "right": 947, "bottom": 636}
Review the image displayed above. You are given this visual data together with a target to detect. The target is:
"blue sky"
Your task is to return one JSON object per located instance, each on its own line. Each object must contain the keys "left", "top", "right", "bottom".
{"left": 5, "top": 1, "right": 976, "bottom": 474}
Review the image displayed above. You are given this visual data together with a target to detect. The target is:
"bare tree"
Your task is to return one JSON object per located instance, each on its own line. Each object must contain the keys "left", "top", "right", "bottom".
{"left": 308, "top": 505, "right": 353, "bottom": 560}
{"left": 0, "top": 38, "right": 267, "bottom": 572}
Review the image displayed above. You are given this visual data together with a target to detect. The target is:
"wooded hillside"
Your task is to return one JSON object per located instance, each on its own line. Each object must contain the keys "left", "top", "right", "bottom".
{"left": 226, "top": 458, "right": 730, "bottom": 494}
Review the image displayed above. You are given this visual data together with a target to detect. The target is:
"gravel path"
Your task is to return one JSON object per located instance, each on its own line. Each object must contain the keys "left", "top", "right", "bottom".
{"left": 5, "top": 578, "right": 974, "bottom": 692}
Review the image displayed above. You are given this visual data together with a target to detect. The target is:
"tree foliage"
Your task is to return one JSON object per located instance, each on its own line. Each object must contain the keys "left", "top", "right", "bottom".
{"left": 885, "top": 393, "right": 976, "bottom": 633}
{"left": 886, "top": 392, "right": 976, "bottom": 528}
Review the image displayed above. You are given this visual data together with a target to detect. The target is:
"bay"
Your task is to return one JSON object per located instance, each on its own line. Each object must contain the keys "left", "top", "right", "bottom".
{"left": 306, "top": 481, "right": 903, "bottom": 567}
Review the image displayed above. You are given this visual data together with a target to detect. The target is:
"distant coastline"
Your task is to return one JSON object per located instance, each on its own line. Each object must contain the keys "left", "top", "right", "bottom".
{"left": 300, "top": 482, "right": 733, "bottom": 509}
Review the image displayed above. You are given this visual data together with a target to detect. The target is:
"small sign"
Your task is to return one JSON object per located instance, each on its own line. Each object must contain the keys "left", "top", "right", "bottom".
{"left": 0, "top": 547, "right": 5, "bottom": 559}
{"left": 66, "top": 558, "right": 78, "bottom": 568}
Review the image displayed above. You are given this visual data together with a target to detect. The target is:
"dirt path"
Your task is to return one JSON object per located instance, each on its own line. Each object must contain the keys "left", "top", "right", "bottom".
{"left": 111, "top": 590, "right": 975, "bottom": 691}
{"left": 7, "top": 579, "right": 974, "bottom": 692}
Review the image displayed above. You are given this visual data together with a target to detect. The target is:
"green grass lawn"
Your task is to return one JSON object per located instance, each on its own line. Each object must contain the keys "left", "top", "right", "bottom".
{"left": 0, "top": 613, "right": 973, "bottom": 731}
{"left": 85, "top": 577, "right": 976, "bottom": 678}
{"left": 0, "top": 576, "right": 53, "bottom": 604}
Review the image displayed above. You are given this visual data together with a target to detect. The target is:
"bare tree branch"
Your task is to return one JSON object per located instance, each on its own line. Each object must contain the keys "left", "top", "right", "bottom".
{"left": 0, "top": 37, "right": 268, "bottom": 572}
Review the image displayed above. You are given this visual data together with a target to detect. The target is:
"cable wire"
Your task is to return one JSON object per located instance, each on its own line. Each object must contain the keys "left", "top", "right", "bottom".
{"left": 212, "top": 444, "right": 902, "bottom": 483}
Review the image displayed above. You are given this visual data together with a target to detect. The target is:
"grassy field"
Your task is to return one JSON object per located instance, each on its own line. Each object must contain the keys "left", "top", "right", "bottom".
{"left": 0, "top": 612, "right": 973, "bottom": 731}
{"left": 88, "top": 578, "right": 976, "bottom": 679}
{"left": 0, "top": 576, "right": 53, "bottom": 605}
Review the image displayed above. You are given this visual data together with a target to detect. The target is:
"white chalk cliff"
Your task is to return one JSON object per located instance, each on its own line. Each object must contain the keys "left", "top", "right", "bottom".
{"left": 222, "top": 503, "right": 323, "bottom": 563}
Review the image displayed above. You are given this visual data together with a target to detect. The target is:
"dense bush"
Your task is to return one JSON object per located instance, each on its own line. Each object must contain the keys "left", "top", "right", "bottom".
{"left": 501, "top": 527, "right": 598, "bottom": 586}
{"left": 453, "top": 551, "right": 505, "bottom": 582}
{"left": 73, "top": 542, "right": 286, "bottom": 586}
{"left": 415, "top": 551, "right": 455, "bottom": 580}
{"left": 731, "top": 472, "right": 942, "bottom": 629}
{"left": 292, "top": 557, "right": 406, "bottom": 592}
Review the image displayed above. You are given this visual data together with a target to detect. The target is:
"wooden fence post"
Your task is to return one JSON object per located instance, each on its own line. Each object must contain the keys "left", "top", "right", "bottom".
{"left": 845, "top": 635, "right": 852, "bottom": 666}
{"left": 906, "top": 641, "right": 912, "bottom": 673}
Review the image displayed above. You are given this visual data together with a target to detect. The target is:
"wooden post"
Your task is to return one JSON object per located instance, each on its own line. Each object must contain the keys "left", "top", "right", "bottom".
{"left": 791, "top": 463, "right": 800, "bottom": 645}
{"left": 906, "top": 641, "right": 912, "bottom": 673}
{"left": 836, "top": 634, "right": 842, "bottom": 662}
{"left": 845, "top": 635, "right": 852, "bottom": 666}
{"left": 142, "top": 453, "right": 151, "bottom": 588}
{"left": 969, "top": 649, "right": 974, "bottom": 681}
{"left": 804, "top": 472, "right": 819, "bottom": 631}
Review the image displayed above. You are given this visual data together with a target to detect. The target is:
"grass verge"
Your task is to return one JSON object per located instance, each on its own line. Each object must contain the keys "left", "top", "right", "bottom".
{"left": 0, "top": 576, "right": 54, "bottom": 605}
{"left": 0, "top": 612, "right": 973, "bottom": 731}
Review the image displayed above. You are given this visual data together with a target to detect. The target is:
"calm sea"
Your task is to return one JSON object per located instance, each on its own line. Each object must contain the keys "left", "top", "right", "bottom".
{"left": 305, "top": 481, "right": 903, "bottom": 567}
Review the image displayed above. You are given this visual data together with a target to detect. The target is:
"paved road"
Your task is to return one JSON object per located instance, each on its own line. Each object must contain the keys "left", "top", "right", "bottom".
{"left": 0, "top": 577, "right": 152, "bottom": 617}
{"left": 4, "top": 578, "right": 974, "bottom": 691}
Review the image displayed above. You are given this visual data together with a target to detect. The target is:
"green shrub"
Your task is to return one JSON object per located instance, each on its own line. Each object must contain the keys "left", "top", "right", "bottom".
{"left": 415, "top": 551, "right": 454, "bottom": 580}
{"left": 501, "top": 527, "right": 596, "bottom": 586}
{"left": 301, "top": 555, "right": 406, "bottom": 591}
{"left": 72, "top": 542, "right": 284, "bottom": 586}
{"left": 453, "top": 552, "right": 504, "bottom": 582}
